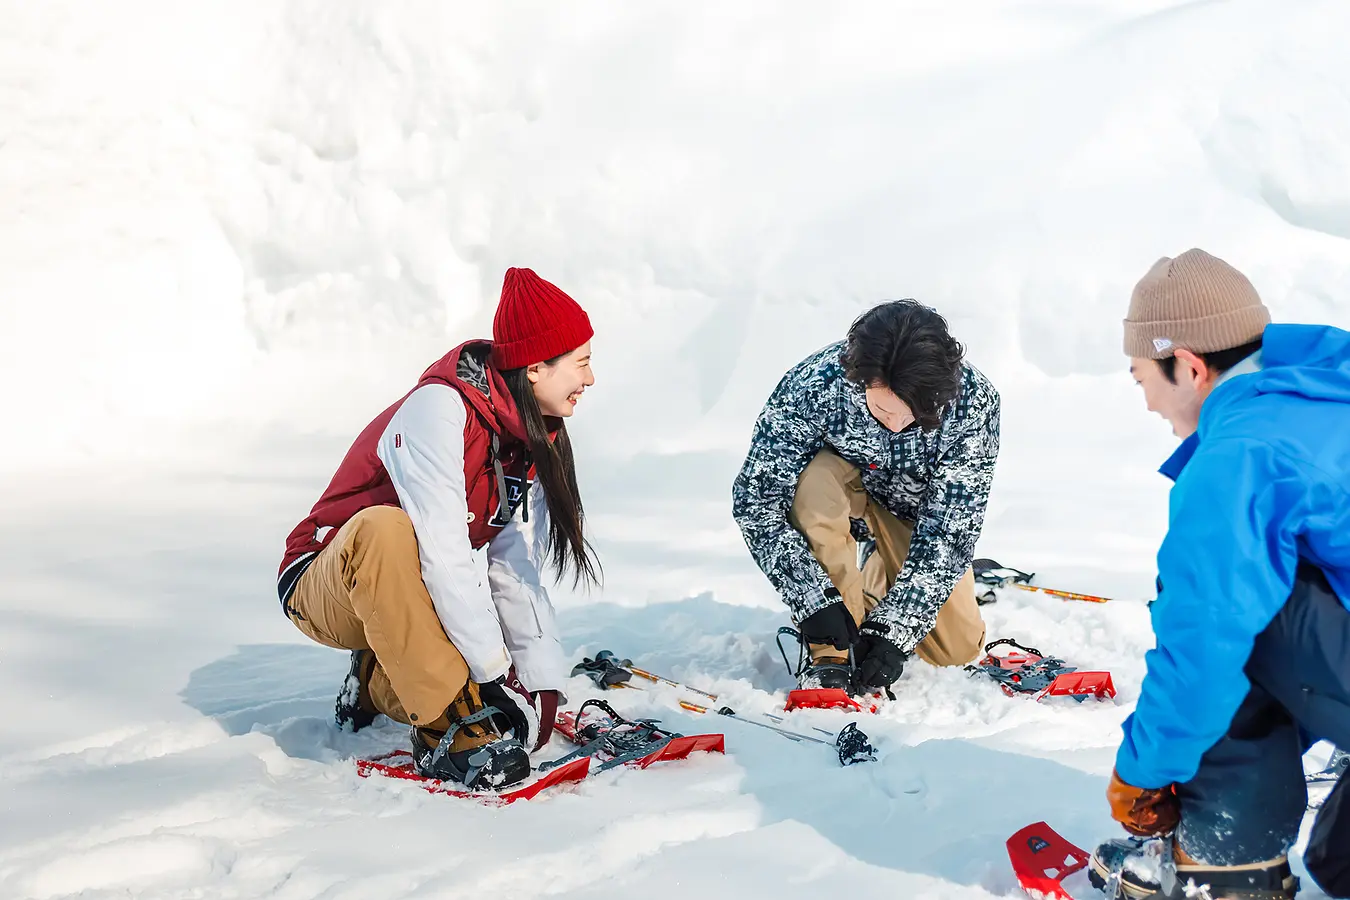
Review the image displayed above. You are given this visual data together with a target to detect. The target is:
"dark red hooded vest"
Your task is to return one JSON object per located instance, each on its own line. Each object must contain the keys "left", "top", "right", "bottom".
{"left": 277, "top": 341, "right": 533, "bottom": 602}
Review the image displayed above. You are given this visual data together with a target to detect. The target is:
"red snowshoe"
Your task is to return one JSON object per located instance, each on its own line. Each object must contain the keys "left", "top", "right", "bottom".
{"left": 968, "top": 639, "right": 1115, "bottom": 702}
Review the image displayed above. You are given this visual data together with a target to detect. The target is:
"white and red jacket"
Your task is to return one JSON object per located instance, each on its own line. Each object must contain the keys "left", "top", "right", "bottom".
{"left": 277, "top": 341, "right": 566, "bottom": 693}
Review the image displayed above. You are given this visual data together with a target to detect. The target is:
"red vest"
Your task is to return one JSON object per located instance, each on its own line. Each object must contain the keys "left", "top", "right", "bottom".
{"left": 278, "top": 341, "right": 533, "bottom": 590}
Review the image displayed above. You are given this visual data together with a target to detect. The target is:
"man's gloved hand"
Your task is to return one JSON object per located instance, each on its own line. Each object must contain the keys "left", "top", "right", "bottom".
{"left": 854, "top": 624, "right": 908, "bottom": 690}
{"left": 1107, "top": 769, "right": 1179, "bottom": 837}
{"left": 798, "top": 595, "right": 859, "bottom": 652}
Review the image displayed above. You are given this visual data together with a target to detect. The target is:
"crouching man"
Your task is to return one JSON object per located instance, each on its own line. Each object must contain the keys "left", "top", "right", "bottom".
{"left": 1091, "top": 249, "right": 1350, "bottom": 900}
{"left": 732, "top": 300, "right": 1000, "bottom": 696}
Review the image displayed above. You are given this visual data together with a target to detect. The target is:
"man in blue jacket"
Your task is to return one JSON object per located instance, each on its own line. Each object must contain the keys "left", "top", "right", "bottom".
{"left": 1090, "top": 249, "right": 1350, "bottom": 900}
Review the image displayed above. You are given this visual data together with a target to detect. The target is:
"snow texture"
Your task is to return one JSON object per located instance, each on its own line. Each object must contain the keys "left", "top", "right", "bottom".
{"left": 2, "top": 1, "right": 1349, "bottom": 898}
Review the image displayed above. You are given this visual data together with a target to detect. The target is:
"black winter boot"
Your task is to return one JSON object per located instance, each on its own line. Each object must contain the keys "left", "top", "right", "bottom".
{"left": 409, "top": 682, "right": 530, "bottom": 791}
{"left": 334, "top": 650, "right": 379, "bottom": 732}
{"left": 1088, "top": 837, "right": 1298, "bottom": 900}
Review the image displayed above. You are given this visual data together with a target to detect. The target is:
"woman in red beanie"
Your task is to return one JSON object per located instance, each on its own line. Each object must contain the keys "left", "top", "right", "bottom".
{"left": 274, "top": 267, "right": 598, "bottom": 791}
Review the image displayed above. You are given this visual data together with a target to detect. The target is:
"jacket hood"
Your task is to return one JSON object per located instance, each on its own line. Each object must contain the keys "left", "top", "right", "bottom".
{"left": 419, "top": 341, "right": 530, "bottom": 444}
{"left": 1248, "top": 323, "right": 1350, "bottom": 404}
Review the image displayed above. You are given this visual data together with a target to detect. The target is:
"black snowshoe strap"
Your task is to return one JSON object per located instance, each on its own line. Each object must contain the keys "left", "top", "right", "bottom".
{"left": 979, "top": 637, "right": 1044, "bottom": 660}
{"left": 427, "top": 705, "right": 506, "bottom": 769}
{"left": 777, "top": 626, "right": 809, "bottom": 680}
{"left": 458, "top": 737, "right": 528, "bottom": 791}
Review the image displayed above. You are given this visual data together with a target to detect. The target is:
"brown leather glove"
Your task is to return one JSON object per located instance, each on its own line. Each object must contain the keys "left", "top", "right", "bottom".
{"left": 1108, "top": 769, "right": 1180, "bottom": 837}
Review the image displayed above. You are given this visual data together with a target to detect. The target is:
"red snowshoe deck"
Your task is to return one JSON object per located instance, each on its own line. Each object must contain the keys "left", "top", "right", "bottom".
{"left": 632, "top": 732, "right": 725, "bottom": 766}
{"left": 1041, "top": 670, "right": 1116, "bottom": 701}
{"left": 783, "top": 688, "right": 880, "bottom": 713}
{"left": 355, "top": 750, "right": 591, "bottom": 804}
{"left": 1007, "top": 821, "right": 1089, "bottom": 900}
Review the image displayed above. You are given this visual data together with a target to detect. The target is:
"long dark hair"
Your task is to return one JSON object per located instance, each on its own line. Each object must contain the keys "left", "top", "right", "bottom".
{"left": 501, "top": 361, "right": 601, "bottom": 589}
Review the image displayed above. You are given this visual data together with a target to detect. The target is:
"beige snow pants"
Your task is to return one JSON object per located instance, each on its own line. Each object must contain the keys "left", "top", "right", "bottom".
{"left": 284, "top": 505, "right": 470, "bottom": 730}
{"left": 789, "top": 450, "right": 986, "bottom": 667}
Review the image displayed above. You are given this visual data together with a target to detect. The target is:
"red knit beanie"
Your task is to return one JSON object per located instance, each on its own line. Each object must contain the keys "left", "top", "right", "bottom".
{"left": 491, "top": 267, "right": 594, "bottom": 370}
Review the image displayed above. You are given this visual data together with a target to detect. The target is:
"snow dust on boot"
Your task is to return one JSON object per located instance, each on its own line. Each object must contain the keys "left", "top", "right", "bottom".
{"left": 410, "top": 680, "right": 530, "bottom": 791}
{"left": 334, "top": 649, "right": 379, "bottom": 732}
{"left": 1088, "top": 836, "right": 1297, "bottom": 900}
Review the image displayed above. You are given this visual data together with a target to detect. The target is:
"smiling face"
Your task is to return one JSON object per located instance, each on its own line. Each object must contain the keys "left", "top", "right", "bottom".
{"left": 527, "top": 342, "right": 594, "bottom": 418}
{"left": 1129, "top": 349, "right": 1214, "bottom": 439}
{"left": 865, "top": 384, "right": 916, "bottom": 433}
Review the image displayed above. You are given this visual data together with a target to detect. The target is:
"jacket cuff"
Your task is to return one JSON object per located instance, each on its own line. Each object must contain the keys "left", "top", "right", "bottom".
{"left": 860, "top": 616, "right": 918, "bottom": 655}
{"left": 466, "top": 646, "right": 512, "bottom": 686}
{"left": 788, "top": 581, "right": 837, "bottom": 625}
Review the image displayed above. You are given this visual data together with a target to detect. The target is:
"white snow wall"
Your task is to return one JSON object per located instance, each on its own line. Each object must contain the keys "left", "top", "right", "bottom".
{"left": 4, "top": 0, "right": 1350, "bottom": 471}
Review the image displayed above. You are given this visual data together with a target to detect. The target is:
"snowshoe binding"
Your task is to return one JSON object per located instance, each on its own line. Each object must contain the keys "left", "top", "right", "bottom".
{"left": 777, "top": 625, "right": 852, "bottom": 691}
{"left": 775, "top": 626, "right": 871, "bottom": 711}
{"left": 409, "top": 682, "right": 531, "bottom": 791}
{"left": 542, "top": 698, "right": 723, "bottom": 773}
{"left": 1088, "top": 837, "right": 1298, "bottom": 900}
{"left": 967, "top": 638, "right": 1115, "bottom": 702}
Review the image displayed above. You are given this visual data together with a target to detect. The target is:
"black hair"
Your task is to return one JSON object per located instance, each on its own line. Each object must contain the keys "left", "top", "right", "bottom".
{"left": 841, "top": 299, "right": 965, "bottom": 429}
{"left": 1157, "top": 338, "right": 1263, "bottom": 384}
{"left": 501, "top": 359, "right": 601, "bottom": 589}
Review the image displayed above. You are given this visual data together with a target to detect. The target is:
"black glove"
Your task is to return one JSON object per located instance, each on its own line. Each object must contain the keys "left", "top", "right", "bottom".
{"left": 854, "top": 626, "right": 908, "bottom": 691}
{"left": 798, "top": 596, "right": 859, "bottom": 652}
{"left": 481, "top": 668, "right": 542, "bottom": 750}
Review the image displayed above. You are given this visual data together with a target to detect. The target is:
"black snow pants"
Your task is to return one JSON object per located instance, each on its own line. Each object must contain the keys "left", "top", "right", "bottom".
{"left": 1176, "top": 563, "right": 1350, "bottom": 897}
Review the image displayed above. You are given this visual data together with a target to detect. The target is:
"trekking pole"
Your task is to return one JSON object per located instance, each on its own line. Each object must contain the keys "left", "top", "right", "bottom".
{"left": 763, "top": 712, "right": 835, "bottom": 737}
{"left": 1010, "top": 584, "right": 1113, "bottom": 604}
{"left": 680, "top": 701, "right": 878, "bottom": 766}
{"left": 678, "top": 701, "right": 829, "bottom": 745}
{"left": 595, "top": 650, "right": 720, "bottom": 702}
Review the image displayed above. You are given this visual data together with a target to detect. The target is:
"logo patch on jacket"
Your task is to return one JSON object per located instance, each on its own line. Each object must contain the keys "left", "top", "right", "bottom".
{"left": 489, "top": 475, "right": 534, "bottom": 527}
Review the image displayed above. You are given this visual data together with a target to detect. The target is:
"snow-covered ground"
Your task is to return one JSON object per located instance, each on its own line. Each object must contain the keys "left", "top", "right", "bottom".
{"left": 2, "top": 2, "right": 1349, "bottom": 897}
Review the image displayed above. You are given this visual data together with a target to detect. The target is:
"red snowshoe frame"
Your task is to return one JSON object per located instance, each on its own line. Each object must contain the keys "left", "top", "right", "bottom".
{"left": 356, "top": 751, "right": 591, "bottom": 804}
{"left": 784, "top": 688, "right": 867, "bottom": 712}
{"left": 1007, "top": 821, "right": 1089, "bottom": 900}
{"left": 969, "top": 639, "right": 1116, "bottom": 702}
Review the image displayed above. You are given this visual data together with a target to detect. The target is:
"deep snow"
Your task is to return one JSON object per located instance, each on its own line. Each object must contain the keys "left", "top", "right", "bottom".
{"left": 2, "top": 1, "right": 1349, "bottom": 898}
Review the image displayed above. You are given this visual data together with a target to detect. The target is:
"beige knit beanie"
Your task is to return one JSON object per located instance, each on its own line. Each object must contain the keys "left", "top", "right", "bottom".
{"left": 1123, "top": 249, "right": 1271, "bottom": 359}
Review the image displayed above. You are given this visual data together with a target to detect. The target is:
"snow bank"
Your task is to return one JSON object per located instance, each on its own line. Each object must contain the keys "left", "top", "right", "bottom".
{"left": 5, "top": 0, "right": 1350, "bottom": 473}
{"left": 3, "top": 2, "right": 1350, "bottom": 897}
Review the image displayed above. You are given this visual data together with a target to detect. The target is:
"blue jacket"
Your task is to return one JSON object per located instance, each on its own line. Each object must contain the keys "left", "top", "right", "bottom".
{"left": 1116, "top": 324, "right": 1350, "bottom": 789}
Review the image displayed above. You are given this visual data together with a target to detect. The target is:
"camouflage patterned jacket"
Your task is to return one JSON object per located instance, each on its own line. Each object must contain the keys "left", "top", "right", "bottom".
{"left": 732, "top": 341, "right": 1000, "bottom": 653}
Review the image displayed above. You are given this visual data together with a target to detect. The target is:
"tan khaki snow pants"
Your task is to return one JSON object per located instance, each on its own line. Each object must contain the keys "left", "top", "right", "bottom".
{"left": 284, "top": 505, "right": 469, "bottom": 729}
{"left": 789, "top": 450, "right": 986, "bottom": 667}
